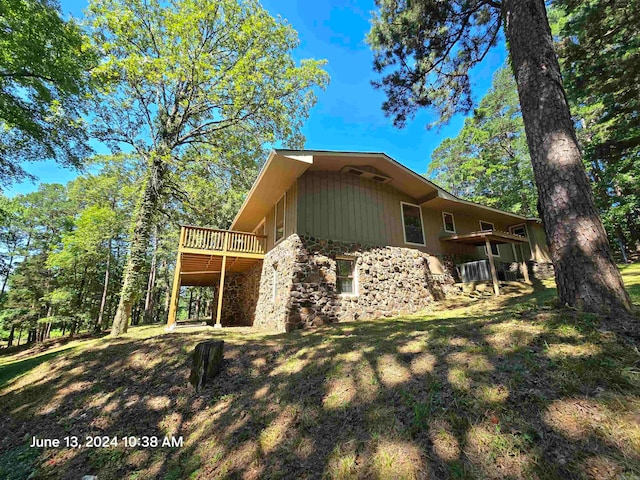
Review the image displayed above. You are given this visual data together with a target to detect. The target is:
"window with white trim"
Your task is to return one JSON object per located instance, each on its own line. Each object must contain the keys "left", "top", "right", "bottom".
{"left": 510, "top": 225, "right": 527, "bottom": 238}
{"left": 485, "top": 242, "right": 500, "bottom": 257}
{"left": 401, "top": 202, "right": 425, "bottom": 245}
{"left": 336, "top": 258, "right": 357, "bottom": 295}
{"left": 479, "top": 220, "right": 494, "bottom": 231}
{"left": 274, "top": 194, "right": 285, "bottom": 243}
{"left": 442, "top": 212, "right": 456, "bottom": 233}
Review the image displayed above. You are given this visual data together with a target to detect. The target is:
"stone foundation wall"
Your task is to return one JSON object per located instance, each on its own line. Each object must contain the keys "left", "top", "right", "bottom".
{"left": 531, "top": 261, "right": 554, "bottom": 280}
{"left": 253, "top": 235, "right": 302, "bottom": 331}
{"left": 252, "top": 234, "right": 453, "bottom": 332}
{"left": 211, "top": 263, "right": 262, "bottom": 327}
{"left": 239, "top": 261, "right": 262, "bottom": 324}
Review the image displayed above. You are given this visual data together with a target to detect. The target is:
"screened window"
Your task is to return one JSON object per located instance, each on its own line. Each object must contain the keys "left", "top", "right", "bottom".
{"left": 485, "top": 243, "right": 500, "bottom": 257}
{"left": 401, "top": 202, "right": 425, "bottom": 245}
{"left": 336, "top": 258, "right": 356, "bottom": 295}
{"left": 274, "top": 194, "right": 285, "bottom": 243}
{"left": 443, "top": 212, "right": 456, "bottom": 233}
{"left": 511, "top": 225, "right": 527, "bottom": 237}
{"left": 480, "top": 221, "right": 494, "bottom": 231}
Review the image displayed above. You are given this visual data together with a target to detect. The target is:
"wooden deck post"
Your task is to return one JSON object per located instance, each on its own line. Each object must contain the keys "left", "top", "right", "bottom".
{"left": 168, "top": 227, "right": 185, "bottom": 328}
{"left": 214, "top": 232, "right": 229, "bottom": 329}
{"left": 485, "top": 237, "right": 500, "bottom": 296}
{"left": 168, "top": 253, "right": 182, "bottom": 328}
{"left": 520, "top": 244, "right": 531, "bottom": 284}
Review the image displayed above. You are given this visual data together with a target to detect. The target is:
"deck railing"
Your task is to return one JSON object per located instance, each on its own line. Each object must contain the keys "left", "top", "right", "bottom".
{"left": 180, "top": 226, "right": 267, "bottom": 255}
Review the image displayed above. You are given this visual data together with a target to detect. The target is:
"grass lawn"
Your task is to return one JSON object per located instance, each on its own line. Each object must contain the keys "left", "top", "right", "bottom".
{"left": 0, "top": 265, "right": 639, "bottom": 479}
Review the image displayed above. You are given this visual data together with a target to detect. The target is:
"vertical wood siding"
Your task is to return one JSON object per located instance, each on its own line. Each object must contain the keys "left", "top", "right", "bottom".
{"left": 527, "top": 222, "right": 552, "bottom": 262}
{"left": 293, "top": 170, "right": 542, "bottom": 265}
{"left": 297, "top": 171, "right": 419, "bottom": 247}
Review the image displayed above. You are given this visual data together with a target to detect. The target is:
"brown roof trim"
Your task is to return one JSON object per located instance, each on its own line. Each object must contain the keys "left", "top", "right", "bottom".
{"left": 440, "top": 230, "right": 529, "bottom": 245}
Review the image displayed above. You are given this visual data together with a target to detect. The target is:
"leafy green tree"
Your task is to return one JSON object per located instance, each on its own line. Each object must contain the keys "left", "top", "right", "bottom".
{"left": 369, "top": 0, "right": 631, "bottom": 315}
{"left": 87, "top": 0, "right": 329, "bottom": 336}
{"left": 428, "top": 67, "right": 536, "bottom": 216}
{"left": 0, "top": 0, "right": 96, "bottom": 186}
{"left": 554, "top": 0, "right": 640, "bottom": 257}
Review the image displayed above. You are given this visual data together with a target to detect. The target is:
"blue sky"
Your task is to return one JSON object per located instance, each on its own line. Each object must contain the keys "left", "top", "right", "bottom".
{"left": 6, "top": 0, "right": 507, "bottom": 196}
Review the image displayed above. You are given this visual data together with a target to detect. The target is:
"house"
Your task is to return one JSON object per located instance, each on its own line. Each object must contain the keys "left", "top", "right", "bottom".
{"left": 167, "top": 150, "right": 552, "bottom": 332}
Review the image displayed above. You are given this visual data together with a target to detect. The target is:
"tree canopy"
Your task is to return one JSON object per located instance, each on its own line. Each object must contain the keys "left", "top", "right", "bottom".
{"left": 0, "top": 0, "right": 96, "bottom": 186}
{"left": 86, "top": 0, "right": 329, "bottom": 335}
{"left": 428, "top": 67, "right": 536, "bottom": 216}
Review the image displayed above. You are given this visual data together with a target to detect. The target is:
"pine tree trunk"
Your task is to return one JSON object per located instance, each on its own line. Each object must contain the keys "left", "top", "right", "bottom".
{"left": 1, "top": 255, "right": 14, "bottom": 299}
{"left": 143, "top": 229, "right": 158, "bottom": 324}
{"left": 97, "top": 239, "right": 112, "bottom": 332}
{"left": 7, "top": 325, "right": 15, "bottom": 347}
{"left": 111, "top": 157, "right": 166, "bottom": 336}
{"left": 503, "top": 0, "right": 631, "bottom": 315}
{"left": 195, "top": 289, "right": 201, "bottom": 321}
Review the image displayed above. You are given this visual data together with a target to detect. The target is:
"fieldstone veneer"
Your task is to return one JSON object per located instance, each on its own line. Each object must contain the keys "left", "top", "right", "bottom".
{"left": 253, "top": 234, "right": 453, "bottom": 332}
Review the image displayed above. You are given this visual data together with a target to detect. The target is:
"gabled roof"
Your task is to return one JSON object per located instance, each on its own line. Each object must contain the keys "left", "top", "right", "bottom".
{"left": 230, "top": 149, "right": 536, "bottom": 232}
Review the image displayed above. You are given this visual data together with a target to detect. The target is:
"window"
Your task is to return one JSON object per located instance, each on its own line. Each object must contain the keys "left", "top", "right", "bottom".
{"left": 401, "top": 202, "right": 425, "bottom": 245}
{"left": 510, "top": 225, "right": 527, "bottom": 238}
{"left": 336, "top": 258, "right": 357, "bottom": 295}
{"left": 509, "top": 224, "right": 532, "bottom": 261}
{"left": 442, "top": 212, "right": 456, "bottom": 233}
{"left": 479, "top": 220, "right": 494, "bottom": 231}
{"left": 274, "top": 194, "right": 285, "bottom": 243}
{"left": 485, "top": 242, "right": 500, "bottom": 257}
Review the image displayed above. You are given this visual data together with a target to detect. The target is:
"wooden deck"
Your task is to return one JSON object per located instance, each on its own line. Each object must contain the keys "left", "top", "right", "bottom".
{"left": 168, "top": 226, "right": 266, "bottom": 328}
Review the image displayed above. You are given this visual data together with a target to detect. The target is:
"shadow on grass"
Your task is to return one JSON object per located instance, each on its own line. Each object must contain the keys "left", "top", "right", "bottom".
{"left": 1, "top": 299, "right": 638, "bottom": 479}
{"left": 0, "top": 348, "right": 74, "bottom": 388}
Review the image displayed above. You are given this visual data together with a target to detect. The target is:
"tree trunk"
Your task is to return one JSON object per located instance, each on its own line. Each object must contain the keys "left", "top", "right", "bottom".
{"left": 97, "top": 239, "right": 112, "bottom": 332}
{"left": 188, "top": 289, "right": 193, "bottom": 319}
{"left": 163, "top": 260, "right": 171, "bottom": 322}
{"left": 503, "top": 0, "right": 631, "bottom": 314}
{"left": 1, "top": 255, "right": 14, "bottom": 299}
{"left": 111, "top": 157, "right": 166, "bottom": 336}
{"left": 7, "top": 325, "right": 15, "bottom": 347}
{"left": 143, "top": 229, "right": 158, "bottom": 324}
{"left": 195, "top": 289, "right": 201, "bottom": 321}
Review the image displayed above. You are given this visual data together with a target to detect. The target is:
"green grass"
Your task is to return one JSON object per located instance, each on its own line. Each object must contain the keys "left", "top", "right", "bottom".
{"left": 619, "top": 262, "right": 640, "bottom": 304}
{"left": 0, "top": 348, "right": 72, "bottom": 388}
{"left": 0, "top": 266, "right": 638, "bottom": 479}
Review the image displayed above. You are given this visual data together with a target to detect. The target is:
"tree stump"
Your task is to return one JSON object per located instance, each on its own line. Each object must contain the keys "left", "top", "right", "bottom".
{"left": 189, "top": 340, "right": 224, "bottom": 391}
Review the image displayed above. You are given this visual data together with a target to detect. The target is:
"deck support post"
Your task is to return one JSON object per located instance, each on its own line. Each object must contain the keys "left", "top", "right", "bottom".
{"left": 520, "top": 244, "right": 531, "bottom": 284}
{"left": 214, "top": 232, "right": 229, "bottom": 329}
{"left": 214, "top": 256, "right": 227, "bottom": 329}
{"left": 486, "top": 238, "right": 500, "bottom": 296}
{"left": 168, "top": 227, "right": 186, "bottom": 328}
{"left": 167, "top": 252, "right": 182, "bottom": 328}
